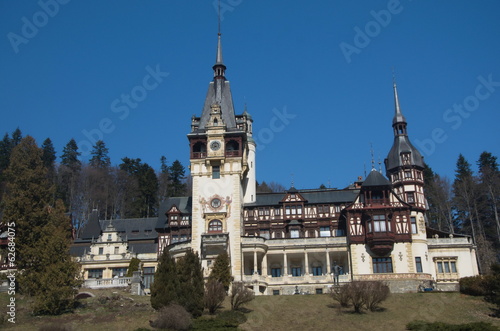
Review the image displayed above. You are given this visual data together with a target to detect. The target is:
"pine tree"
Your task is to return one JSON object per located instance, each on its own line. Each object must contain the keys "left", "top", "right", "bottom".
{"left": 168, "top": 160, "right": 187, "bottom": 197}
{"left": 176, "top": 250, "right": 205, "bottom": 317}
{"left": 477, "top": 152, "right": 500, "bottom": 243}
{"left": 119, "top": 158, "right": 158, "bottom": 217}
{"left": 150, "top": 248, "right": 180, "bottom": 310}
{"left": 61, "top": 138, "right": 81, "bottom": 172}
{"left": 1, "top": 136, "right": 81, "bottom": 314}
{"left": 209, "top": 252, "right": 233, "bottom": 291}
{"left": 89, "top": 140, "right": 111, "bottom": 169}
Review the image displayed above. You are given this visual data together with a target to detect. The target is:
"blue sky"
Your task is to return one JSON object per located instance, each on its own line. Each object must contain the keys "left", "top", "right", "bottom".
{"left": 1, "top": 1, "right": 500, "bottom": 189}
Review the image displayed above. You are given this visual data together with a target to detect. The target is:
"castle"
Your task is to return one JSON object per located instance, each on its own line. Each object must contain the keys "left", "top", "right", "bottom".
{"left": 72, "top": 32, "right": 479, "bottom": 294}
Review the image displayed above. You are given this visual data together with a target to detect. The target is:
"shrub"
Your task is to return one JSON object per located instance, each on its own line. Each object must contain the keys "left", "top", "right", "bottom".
{"left": 330, "top": 281, "right": 389, "bottom": 313}
{"left": 330, "top": 284, "right": 351, "bottom": 307}
{"left": 205, "top": 279, "right": 226, "bottom": 314}
{"left": 230, "top": 282, "right": 255, "bottom": 310}
{"left": 364, "top": 281, "right": 390, "bottom": 311}
{"left": 460, "top": 276, "right": 489, "bottom": 296}
{"left": 149, "top": 304, "right": 192, "bottom": 331}
{"left": 126, "top": 258, "right": 141, "bottom": 277}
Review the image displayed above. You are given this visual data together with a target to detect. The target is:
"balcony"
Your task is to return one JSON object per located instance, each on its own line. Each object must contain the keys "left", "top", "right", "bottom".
{"left": 83, "top": 277, "right": 132, "bottom": 289}
{"left": 366, "top": 232, "right": 396, "bottom": 256}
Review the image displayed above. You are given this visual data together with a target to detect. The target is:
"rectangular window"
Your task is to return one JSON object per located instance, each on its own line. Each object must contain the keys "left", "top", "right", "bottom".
{"left": 407, "top": 192, "right": 415, "bottom": 203}
{"left": 373, "top": 215, "right": 387, "bottom": 232}
{"left": 404, "top": 171, "right": 412, "bottom": 178}
{"left": 336, "top": 229, "right": 345, "bottom": 237}
{"left": 320, "top": 226, "right": 330, "bottom": 237}
{"left": 112, "top": 267, "right": 127, "bottom": 278}
{"left": 88, "top": 269, "right": 103, "bottom": 279}
{"left": 316, "top": 288, "right": 323, "bottom": 294}
{"left": 107, "top": 234, "right": 112, "bottom": 241}
{"left": 291, "top": 267, "right": 301, "bottom": 277}
{"left": 274, "top": 207, "right": 281, "bottom": 216}
{"left": 312, "top": 266, "right": 322, "bottom": 276}
{"left": 435, "top": 258, "right": 458, "bottom": 277}
{"left": 98, "top": 247, "right": 104, "bottom": 255}
{"left": 114, "top": 247, "right": 119, "bottom": 254}
{"left": 373, "top": 257, "right": 393, "bottom": 273}
{"left": 290, "top": 229, "right": 300, "bottom": 238}
{"left": 273, "top": 289, "right": 280, "bottom": 295}
{"left": 212, "top": 165, "right": 220, "bottom": 179}
{"left": 286, "top": 206, "right": 291, "bottom": 215}
{"left": 180, "top": 234, "right": 188, "bottom": 242}
{"left": 172, "top": 235, "right": 179, "bottom": 243}
{"left": 271, "top": 268, "right": 281, "bottom": 277}
{"left": 415, "top": 257, "right": 423, "bottom": 273}
{"left": 143, "top": 267, "right": 155, "bottom": 289}
{"left": 411, "top": 216, "right": 417, "bottom": 234}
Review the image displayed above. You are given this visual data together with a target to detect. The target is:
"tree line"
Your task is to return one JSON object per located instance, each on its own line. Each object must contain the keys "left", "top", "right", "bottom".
{"left": 425, "top": 151, "right": 500, "bottom": 273}
{"left": 0, "top": 128, "right": 189, "bottom": 231}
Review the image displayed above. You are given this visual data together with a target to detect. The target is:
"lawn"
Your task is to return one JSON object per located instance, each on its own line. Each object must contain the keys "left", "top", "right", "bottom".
{"left": 0, "top": 290, "right": 499, "bottom": 330}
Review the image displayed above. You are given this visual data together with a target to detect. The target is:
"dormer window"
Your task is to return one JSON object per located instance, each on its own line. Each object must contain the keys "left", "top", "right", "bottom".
{"left": 107, "top": 234, "right": 112, "bottom": 241}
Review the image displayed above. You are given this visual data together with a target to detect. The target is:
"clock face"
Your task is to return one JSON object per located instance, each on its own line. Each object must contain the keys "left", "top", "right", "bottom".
{"left": 210, "top": 141, "right": 221, "bottom": 151}
{"left": 211, "top": 198, "right": 221, "bottom": 208}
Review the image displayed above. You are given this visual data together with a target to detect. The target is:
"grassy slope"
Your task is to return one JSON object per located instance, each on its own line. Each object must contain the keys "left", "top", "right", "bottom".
{"left": 1, "top": 290, "right": 499, "bottom": 330}
{"left": 239, "top": 293, "right": 500, "bottom": 331}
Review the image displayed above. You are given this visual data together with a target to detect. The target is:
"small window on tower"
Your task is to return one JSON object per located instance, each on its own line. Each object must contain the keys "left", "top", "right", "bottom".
{"left": 212, "top": 165, "right": 220, "bottom": 179}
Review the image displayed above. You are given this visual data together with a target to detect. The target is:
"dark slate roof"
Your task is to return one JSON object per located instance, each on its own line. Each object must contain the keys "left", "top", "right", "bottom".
{"left": 129, "top": 242, "right": 157, "bottom": 254}
{"left": 70, "top": 244, "right": 90, "bottom": 257}
{"left": 101, "top": 219, "right": 158, "bottom": 241}
{"left": 79, "top": 210, "right": 102, "bottom": 240}
{"left": 385, "top": 135, "right": 425, "bottom": 171}
{"left": 362, "top": 170, "right": 391, "bottom": 187}
{"left": 195, "top": 80, "right": 237, "bottom": 131}
{"left": 245, "top": 189, "right": 359, "bottom": 207}
{"left": 156, "top": 197, "right": 192, "bottom": 229}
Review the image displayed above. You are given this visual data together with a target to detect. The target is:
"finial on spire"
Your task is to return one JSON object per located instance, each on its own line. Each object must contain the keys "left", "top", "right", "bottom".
{"left": 370, "top": 143, "right": 375, "bottom": 170}
{"left": 218, "top": 0, "right": 221, "bottom": 36}
{"left": 392, "top": 70, "right": 406, "bottom": 125}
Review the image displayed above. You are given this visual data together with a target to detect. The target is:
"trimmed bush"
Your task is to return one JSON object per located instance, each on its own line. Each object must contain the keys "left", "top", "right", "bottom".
{"left": 150, "top": 304, "right": 192, "bottom": 331}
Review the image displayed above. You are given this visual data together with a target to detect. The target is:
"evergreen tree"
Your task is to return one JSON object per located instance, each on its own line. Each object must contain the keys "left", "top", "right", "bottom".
{"left": 11, "top": 127, "right": 22, "bottom": 147}
{"left": 150, "top": 248, "right": 180, "bottom": 310}
{"left": 61, "top": 138, "right": 81, "bottom": 172}
{"left": 41, "top": 138, "right": 56, "bottom": 170}
{"left": 176, "top": 249, "right": 205, "bottom": 317}
{"left": 1, "top": 136, "right": 81, "bottom": 314}
{"left": 119, "top": 157, "right": 158, "bottom": 217}
{"left": 158, "top": 156, "right": 169, "bottom": 202}
{"left": 477, "top": 152, "right": 500, "bottom": 243}
{"left": 209, "top": 251, "right": 233, "bottom": 291}
{"left": 0, "top": 133, "right": 12, "bottom": 172}
{"left": 58, "top": 139, "right": 82, "bottom": 213}
{"left": 89, "top": 140, "right": 111, "bottom": 169}
{"left": 168, "top": 160, "right": 187, "bottom": 197}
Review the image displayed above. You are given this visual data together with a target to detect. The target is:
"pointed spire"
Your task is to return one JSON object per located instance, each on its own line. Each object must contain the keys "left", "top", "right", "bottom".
{"left": 392, "top": 76, "right": 406, "bottom": 125}
{"left": 213, "top": 0, "right": 226, "bottom": 79}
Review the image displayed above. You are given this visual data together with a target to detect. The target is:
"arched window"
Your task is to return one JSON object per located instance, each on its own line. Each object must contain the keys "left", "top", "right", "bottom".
{"left": 208, "top": 220, "right": 223, "bottom": 233}
{"left": 225, "top": 140, "right": 240, "bottom": 157}
{"left": 192, "top": 141, "right": 206, "bottom": 158}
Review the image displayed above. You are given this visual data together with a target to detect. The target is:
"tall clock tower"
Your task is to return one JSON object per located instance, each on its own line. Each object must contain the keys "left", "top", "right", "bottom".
{"left": 187, "top": 33, "right": 256, "bottom": 281}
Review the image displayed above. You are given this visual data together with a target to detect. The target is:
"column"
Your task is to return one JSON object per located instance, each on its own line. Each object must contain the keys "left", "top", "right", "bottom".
{"left": 253, "top": 250, "right": 258, "bottom": 275}
{"left": 326, "top": 250, "right": 331, "bottom": 275}
{"left": 304, "top": 250, "right": 309, "bottom": 275}
{"left": 262, "top": 253, "right": 268, "bottom": 277}
{"left": 283, "top": 251, "right": 288, "bottom": 276}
